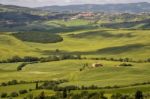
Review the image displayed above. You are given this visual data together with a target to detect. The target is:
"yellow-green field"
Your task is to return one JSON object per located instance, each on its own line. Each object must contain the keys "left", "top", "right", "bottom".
{"left": 0, "top": 60, "right": 150, "bottom": 86}
{"left": 26, "top": 29, "right": 150, "bottom": 60}
{"left": 0, "top": 28, "right": 150, "bottom": 98}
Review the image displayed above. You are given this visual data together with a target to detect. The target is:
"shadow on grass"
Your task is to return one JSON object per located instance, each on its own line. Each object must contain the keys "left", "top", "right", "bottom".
{"left": 68, "top": 30, "right": 135, "bottom": 38}
{"left": 41, "top": 43, "right": 148, "bottom": 55}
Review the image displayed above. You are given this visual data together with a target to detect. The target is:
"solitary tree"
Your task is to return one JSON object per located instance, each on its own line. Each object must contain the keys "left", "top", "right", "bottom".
{"left": 36, "top": 81, "right": 39, "bottom": 89}
{"left": 135, "top": 90, "right": 143, "bottom": 99}
{"left": 63, "top": 89, "right": 67, "bottom": 98}
{"left": 39, "top": 91, "right": 45, "bottom": 99}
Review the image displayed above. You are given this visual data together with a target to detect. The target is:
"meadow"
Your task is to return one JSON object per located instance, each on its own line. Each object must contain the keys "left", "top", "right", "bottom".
{"left": 0, "top": 19, "right": 150, "bottom": 98}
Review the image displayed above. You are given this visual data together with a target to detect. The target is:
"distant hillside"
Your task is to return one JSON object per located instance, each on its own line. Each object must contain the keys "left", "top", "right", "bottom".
{"left": 0, "top": 3, "right": 48, "bottom": 15}
{"left": 102, "top": 18, "right": 150, "bottom": 29}
{"left": 38, "top": 2, "right": 150, "bottom": 13}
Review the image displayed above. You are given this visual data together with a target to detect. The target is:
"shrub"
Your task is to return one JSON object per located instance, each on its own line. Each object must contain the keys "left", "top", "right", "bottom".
{"left": 1, "top": 92, "right": 7, "bottom": 98}
{"left": 119, "top": 63, "right": 133, "bottom": 67}
{"left": 29, "top": 89, "right": 33, "bottom": 91}
{"left": 17, "top": 63, "right": 27, "bottom": 71}
{"left": 147, "top": 58, "right": 150, "bottom": 62}
{"left": 39, "top": 91, "right": 45, "bottom": 99}
{"left": 19, "top": 90, "right": 28, "bottom": 94}
{"left": 1, "top": 82, "right": 7, "bottom": 86}
{"left": 63, "top": 89, "right": 67, "bottom": 98}
{"left": 111, "top": 93, "right": 122, "bottom": 99}
{"left": 10, "top": 92, "right": 18, "bottom": 97}
{"left": 7, "top": 80, "right": 18, "bottom": 85}
{"left": 135, "top": 90, "right": 143, "bottom": 99}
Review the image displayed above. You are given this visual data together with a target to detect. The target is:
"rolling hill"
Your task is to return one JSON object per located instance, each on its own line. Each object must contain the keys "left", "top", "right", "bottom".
{"left": 0, "top": 3, "right": 48, "bottom": 15}
{"left": 102, "top": 18, "right": 150, "bottom": 29}
{"left": 0, "top": 34, "right": 37, "bottom": 60}
{"left": 0, "top": 3, "right": 150, "bottom": 98}
{"left": 38, "top": 2, "right": 150, "bottom": 13}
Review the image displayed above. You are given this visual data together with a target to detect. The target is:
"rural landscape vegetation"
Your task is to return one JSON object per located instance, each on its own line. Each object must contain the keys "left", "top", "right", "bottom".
{"left": 0, "top": 1, "right": 150, "bottom": 99}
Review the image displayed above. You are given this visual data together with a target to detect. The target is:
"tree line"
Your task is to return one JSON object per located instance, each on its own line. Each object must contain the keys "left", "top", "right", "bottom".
{"left": 0, "top": 55, "right": 150, "bottom": 64}
{"left": 0, "top": 54, "right": 81, "bottom": 63}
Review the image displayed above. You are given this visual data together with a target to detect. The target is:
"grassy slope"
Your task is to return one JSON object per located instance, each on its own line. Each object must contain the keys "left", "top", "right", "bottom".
{"left": 0, "top": 28, "right": 150, "bottom": 98}
{"left": 27, "top": 29, "right": 150, "bottom": 60}
{"left": 0, "top": 60, "right": 149, "bottom": 87}
{"left": 0, "top": 34, "right": 38, "bottom": 60}
{"left": 1, "top": 21, "right": 149, "bottom": 60}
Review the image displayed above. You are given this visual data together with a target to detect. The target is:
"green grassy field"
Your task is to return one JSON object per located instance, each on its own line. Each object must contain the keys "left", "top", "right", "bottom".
{"left": 0, "top": 34, "right": 38, "bottom": 60}
{"left": 1, "top": 23, "right": 150, "bottom": 60}
{"left": 0, "top": 28, "right": 150, "bottom": 84}
{"left": 0, "top": 60, "right": 149, "bottom": 86}
{"left": 0, "top": 19, "right": 150, "bottom": 98}
{"left": 25, "top": 29, "right": 150, "bottom": 60}
{"left": 0, "top": 60, "right": 150, "bottom": 98}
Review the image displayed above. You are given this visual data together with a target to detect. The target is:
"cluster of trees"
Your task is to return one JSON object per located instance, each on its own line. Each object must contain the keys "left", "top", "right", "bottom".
{"left": 0, "top": 79, "right": 149, "bottom": 99}
{"left": 13, "top": 32, "right": 64, "bottom": 43}
{"left": 1, "top": 89, "right": 145, "bottom": 99}
{"left": 1, "top": 89, "right": 29, "bottom": 98}
{"left": 1, "top": 80, "right": 19, "bottom": 86}
{"left": 119, "top": 63, "right": 133, "bottom": 67}
{"left": 0, "top": 80, "right": 36, "bottom": 86}
{"left": 38, "top": 80, "right": 69, "bottom": 90}
{"left": 53, "top": 85, "right": 121, "bottom": 91}
{"left": 40, "top": 54, "right": 81, "bottom": 63}
{"left": 111, "top": 90, "right": 144, "bottom": 99}
{"left": 90, "top": 57, "right": 150, "bottom": 63}
{"left": 0, "top": 56, "right": 40, "bottom": 63}
{"left": 0, "top": 79, "right": 68, "bottom": 98}
{"left": 0, "top": 12, "right": 43, "bottom": 22}
{"left": 0, "top": 55, "right": 149, "bottom": 64}
{"left": 33, "top": 90, "right": 145, "bottom": 99}
{"left": 34, "top": 91, "right": 107, "bottom": 99}
{"left": 0, "top": 79, "right": 68, "bottom": 87}
{"left": 0, "top": 54, "right": 81, "bottom": 64}
{"left": 38, "top": 83, "right": 123, "bottom": 93}
{"left": 37, "top": 81, "right": 150, "bottom": 93}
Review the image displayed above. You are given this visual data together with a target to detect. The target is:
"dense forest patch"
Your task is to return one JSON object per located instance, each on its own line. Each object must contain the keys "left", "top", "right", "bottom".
{"left": 12, "top": 32, "right": 63, "bottom": 43}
